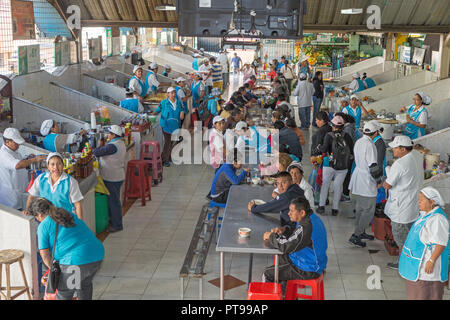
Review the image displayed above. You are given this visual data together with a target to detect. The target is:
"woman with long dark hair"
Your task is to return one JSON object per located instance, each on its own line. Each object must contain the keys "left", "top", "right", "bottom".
{"left": 28, "top": 197, "right": 104, "bottom": 300}
{"left": 312, "top": 71, "right": 324, "bottom": 127}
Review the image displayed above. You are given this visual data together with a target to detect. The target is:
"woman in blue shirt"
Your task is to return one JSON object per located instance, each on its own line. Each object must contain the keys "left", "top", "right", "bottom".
{"left": 29, "top": 197, "right": 104, "bottom": 300}
{"left": 341, "top": 95, "right": 369, "bottom": 139}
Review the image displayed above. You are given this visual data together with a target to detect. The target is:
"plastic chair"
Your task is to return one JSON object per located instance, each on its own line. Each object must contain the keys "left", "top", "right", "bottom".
{"left": 123, "top": 160, "right": 152, "bottom": 206}
{"left": 285, "top": 274, "right": 325, "bottom": 300}
{"left": 247, "top": 282, "right": 283, "bottom": 300}
{"left": 140, "top": 141, "right": 163, "bottom": 185}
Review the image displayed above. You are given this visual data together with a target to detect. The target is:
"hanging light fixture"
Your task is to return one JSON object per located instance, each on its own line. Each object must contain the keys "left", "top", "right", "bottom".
{"left": 341, "top": 8, "right": 363, "bottom": 15}
{"left": 155, "top": 2, "right": 177, "bottom": 11}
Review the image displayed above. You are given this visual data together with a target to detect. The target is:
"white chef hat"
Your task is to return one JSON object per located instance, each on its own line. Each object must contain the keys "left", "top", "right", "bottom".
{"left": 133, "top": 65, "right": 142, "bottom": 74}
{"left": 420, "top": 187, "right": 445, "bottom": 207}
{"left": 167, "top": 87, "right": 176, "bottom": 94}
{"left": 149, "top": 62, "right": 158, "bottom": 70}
{"left": 176, "top": 77, "right": 185, "bottom": 83}
{"left": 416, "top": 91, "right": 432, "bottom": 105}
{"left": 46, "top": 152, "right": 63, "bottom": 165}
{"left": 40, "top": 119, "right": 54, "bottom": 136}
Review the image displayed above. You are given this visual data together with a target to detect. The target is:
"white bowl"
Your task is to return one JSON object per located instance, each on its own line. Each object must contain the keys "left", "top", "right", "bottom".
{"left": 238, "top": 228, "right": 252, "bottom": 238}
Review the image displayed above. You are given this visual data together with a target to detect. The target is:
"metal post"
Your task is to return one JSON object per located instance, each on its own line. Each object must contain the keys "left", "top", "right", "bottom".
{"left": 274, "top": 254, "right": 279, "bottom": 284}
{"left": 220, "top": 252, "right": 225, "bottom": 300}
{"left": 180, "top": 278, "right": 184, "bottom": 300}
{"left": 199, "top": 278, "right": 203, "bottom": 300}
{"left": 248, "top": 253, "right": 253, "bottom": 289}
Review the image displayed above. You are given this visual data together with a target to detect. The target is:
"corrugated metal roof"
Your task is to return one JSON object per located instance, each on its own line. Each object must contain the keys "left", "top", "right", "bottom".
{"left": 33, "top": 0, "right": 72, "bottom": 39}
{"left": 52, "top": 0, "right": 449, "bottom": 32}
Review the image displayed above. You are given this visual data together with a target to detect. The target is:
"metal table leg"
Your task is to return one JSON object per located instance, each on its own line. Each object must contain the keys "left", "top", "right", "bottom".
{"left": 248, "top": 253, "right": 253, "bottom": 289}
{"left": 275, "top": 254, "right": 279, "bottom": 284}
{"left": 220, "top": 251, "right": 225, "bottom": 300}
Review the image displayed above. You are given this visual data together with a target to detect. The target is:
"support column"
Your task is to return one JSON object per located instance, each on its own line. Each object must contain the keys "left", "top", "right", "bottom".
{"left": 384, "top": 32, "right": 395, "bottom": 62}
{"left": 438, "top": 33, "right": 450, "bottom": 80}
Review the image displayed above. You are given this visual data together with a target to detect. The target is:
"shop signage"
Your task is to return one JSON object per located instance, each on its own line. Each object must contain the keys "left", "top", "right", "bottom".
{"left": 112, "top": 37, "right": 121, "bottom": 55}
{"left": 88, "top": 37, "right": 102, "bottom": 60}
{"left": 55, "top": 41, "right": 71, "bottom": 66}
{"left": 18, "top": 44, "right": 40, "bottom": 75}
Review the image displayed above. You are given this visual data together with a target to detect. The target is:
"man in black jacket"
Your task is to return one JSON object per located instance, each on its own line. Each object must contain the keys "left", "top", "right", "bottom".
{"left": 248, "top": 172, "right": 305, "bottom": 229}
{"left": 273, "top": 121, "right": 303, "bottom": 162}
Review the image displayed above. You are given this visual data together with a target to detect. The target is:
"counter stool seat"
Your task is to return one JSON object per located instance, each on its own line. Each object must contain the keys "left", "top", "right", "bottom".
{"left": 0, "top": 249, "right": 32, "bottom": 300}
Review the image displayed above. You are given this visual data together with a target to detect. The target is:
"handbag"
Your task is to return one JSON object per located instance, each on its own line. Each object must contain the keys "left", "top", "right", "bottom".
{"left": 46, "top": 224, "right": 61, "bottom": 294}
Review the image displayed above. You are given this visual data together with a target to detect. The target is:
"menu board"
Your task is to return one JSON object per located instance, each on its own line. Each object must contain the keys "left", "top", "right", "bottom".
{"left": 55, "top": 41, "right": 71, "bottom": 66}
{"left": 112, "top": 37, "right": 121, "bottom": 55}
{"left": 106, "top": 29, "right": 113, "bottom": 56}
{"left": 18, "top": 44, "right": 40, "bottom": 75}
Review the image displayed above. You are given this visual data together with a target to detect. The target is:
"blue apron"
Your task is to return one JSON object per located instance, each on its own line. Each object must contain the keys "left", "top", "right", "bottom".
{"left": 207, "top": 95, "right": 219, "bottom": 116}
{"left": 176, "top": 86, "right": 189, "bottom": 114}
{"left": 191, "top": 81, "right": 203, "bottom": 109}
{"left": 162, "top": 71, "right": 169, "bottom": 77}
{"left": 155, "top": 99, "right": 182, "bottom": 134}
{"left": 373, "top": 135, "right": 387, "bottom": 203}
{"left": 399, "top": 207, "right": 449, "bottom": 282}
{"left": 343, "top": 105, "right": 363, "bottom": 140}
{"left": 129, "top": 76, "right": 147, "bottom": 98}
{"left": 120, "top": 98, "right": 139, "bottom": 113}
{"left": 145, "top": 71, "right": 158, "bottom": 94}
{"left": 192, "top": 59, "right": 199, "bottom": 71}
{"left": 364, "top": 78, "right": 376, "bottom": 89}
{"left": 404, "top": 105, "right": 427, "bottom": 140}
{"left": 43, "top": 134, "right": 70, "bottom": 153}
{"left": 39, "top": 173, "right": 75, "bottom": 214}
{"left": 354, "top": 79, "right": 366, "bottom": 93}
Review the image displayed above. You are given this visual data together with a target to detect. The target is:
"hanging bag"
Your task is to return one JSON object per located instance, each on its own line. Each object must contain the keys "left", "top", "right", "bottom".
{"left": 46, "top": 224, "right": 61, "bottom": 294}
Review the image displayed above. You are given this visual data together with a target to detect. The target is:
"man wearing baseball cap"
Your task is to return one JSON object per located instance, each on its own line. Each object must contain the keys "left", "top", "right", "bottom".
{"left": 0, "top": 128, "right": 46, "bottom": 209}
{"left": 348, "top": 121, "right": 383, "bottom": 248}
{"left": 209, "top": 116, "right": 226, "bottom": 171}
{"left": 152, "top": 87, "right": 185, "bottom": 167}
{"left": 93, "top": 125, "right": 127, "bottom": 233}
{"left": 383, "top": 135, "right": 424, "bottom": 269}
{"left": 145, "top": 62, "right": 160, "bottom": 95}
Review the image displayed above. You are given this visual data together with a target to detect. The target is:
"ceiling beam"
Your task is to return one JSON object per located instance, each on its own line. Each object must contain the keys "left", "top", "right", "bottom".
{"left": 81, "top": 20, "right": 178, "bottom": 28}
{"left": 47, "top": 0, "right": 77, "bottom": 40}
{"left": 302, "top": 24, "right": 450, "bottom": 33}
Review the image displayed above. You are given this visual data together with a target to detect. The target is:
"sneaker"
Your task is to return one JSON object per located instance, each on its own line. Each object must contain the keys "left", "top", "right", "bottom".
{"left": 387, "top": 262, "right": 399, "bottom": 270}
{"left": 316, "top": 206, "right": 325, "bottom": 215}
{"left": 340, "top": 195, "right": 351, "bottom": 203}
{"left": 106, "top": 226, "right": 123, "bottom": 233}
{"left": 349, "top": 234, "right": 366, "bottom": 248}
{"left": 331, "top": 209, "right": 339, "bottom": 216}
{"left": 360, "top": 232, "right": 375, "bottom": 241}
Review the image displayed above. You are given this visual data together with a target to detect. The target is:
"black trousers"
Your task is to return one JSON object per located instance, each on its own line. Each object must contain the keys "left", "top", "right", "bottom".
{"left": 263, "top": 255, "right": 320, "bottom": 292}
{"left": 211, "top": 189, "right": 229, "bottom": 204}
{"left": 342, "top": 160, "right": 354, "bottom": 197}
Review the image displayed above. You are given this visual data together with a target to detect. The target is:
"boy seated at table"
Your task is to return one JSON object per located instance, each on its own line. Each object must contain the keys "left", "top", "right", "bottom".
{"left": 248, "top": 172, "right": 304, "bottom": 229}
{"left": 262, "top": 197, "right": 328, "bottom": 289}
{"left": 210, "top": 153, "right": 249, "bottom": 204}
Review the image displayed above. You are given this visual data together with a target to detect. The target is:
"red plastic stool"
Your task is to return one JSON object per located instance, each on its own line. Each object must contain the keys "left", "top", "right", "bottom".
{"left": 247, "top": 282, "right": 283, "bottom": 300}
{"left": 140, "top": 141, "right": 163, "bottom": 185}
{"left": 123, "top": 160, "right": 152, "bottom": 206}
{"left": 285, "top": 274, "right": 324, "bottom": 300}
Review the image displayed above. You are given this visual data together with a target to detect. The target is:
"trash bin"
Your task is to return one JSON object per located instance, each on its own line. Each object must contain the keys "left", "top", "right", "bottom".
{"left": 95, "top": 193, "right": 109, "bottom": 234}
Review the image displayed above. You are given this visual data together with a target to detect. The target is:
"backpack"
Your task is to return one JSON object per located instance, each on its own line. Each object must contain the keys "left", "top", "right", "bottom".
{"left": 197, "top": 97, "right": 214, "bottom": 122}
{"left": 329, "top": 132, "right": 351, "bottom": 170}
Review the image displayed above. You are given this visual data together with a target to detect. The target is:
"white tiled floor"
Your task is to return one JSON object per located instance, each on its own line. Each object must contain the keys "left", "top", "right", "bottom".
{"left": 92, "top": 75, "right": 450, "bottom": 300}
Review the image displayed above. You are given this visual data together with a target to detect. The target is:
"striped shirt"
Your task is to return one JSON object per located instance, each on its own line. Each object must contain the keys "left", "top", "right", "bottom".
{"left": 210, "top": 63, "right": 223, "bottom": 83}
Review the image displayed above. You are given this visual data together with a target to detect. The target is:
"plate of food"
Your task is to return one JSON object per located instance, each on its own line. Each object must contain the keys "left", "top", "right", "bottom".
{"left": 253, "top": 199, "right": 266, "bottom": 205}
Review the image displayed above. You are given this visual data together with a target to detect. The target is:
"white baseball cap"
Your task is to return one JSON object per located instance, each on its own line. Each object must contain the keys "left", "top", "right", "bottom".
{"left": 299, "top": 73, "right": 307, "bottom": 80}
{"left": 46, "top": 152, "right": 63, "bottom": 165}
{"left": 40, "top": 119, "right": 54, "bottom": 136}
{"left": 3, "top": 128, "right": 25, "bottom": 145}
{"left": 108, "top": 125, "right": 124, "bottom": 137}
{"left": 213, "top": 116, "right": 225, "bottom": 125}
{"left": 368, "top": 120, "right": 382, "bottom": 131}
{"left": 235, "top": 121, "right": 248, "bottom": 131}
{"left": 133, "top": 65, "right": 143, "bottom": 74}
{"left": 176, "top": 77, "right": 185, "bottom": 83}
{"left": 388, "top": 135, "right": 413, "bottom": 149}
{"left": 165, "top": 64, "right": 171, "bottom": 69}
{"left": 350, "top": 94, "right": 360, "bottom": 101}
{"left": 363, "top": 121, "right": 379, "bottom": 134}
{"left": 149, "top": 62, "right": 158, "bottom": 70}
{"left": 167, "top": 87, "right": 176, "bottom": 94}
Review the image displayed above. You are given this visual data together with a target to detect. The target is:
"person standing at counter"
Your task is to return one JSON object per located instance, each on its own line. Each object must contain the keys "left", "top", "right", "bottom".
{"left": 28, "top": 197, "right": 104, "bottom": 300}
{"left": 312, "top": 71, "right": 324, "bottom": 127}
{"left": 40, "top": 120, "right": 87, "bottom": 153}
{"left": 0, "top": 128, "right": 46, "bottom": 209}
{"left": 341, "top": 95, "right": 369, "bottom": 137}
{"left": 152, "top": 87, "right": 185, "bottom": 168}
{"left": 400, "top": 92, "right": 430, "bottom": 140}
{"left": 399, "top": 187, "right": 449, "bottom": 300}
{"left": 93, "top": 125, "right": 127, "bottom": 233}
{"left": 120, "top": 88, "right": 144, "bottom": 113}
{"left": 145, "top": 62, "right": 161, "bottom": 95}
{"left": 128, "top": 65, "right": 148, "bottom": 102}
{"left": 175, "top": 77, "right": 190, "bottom": 127}
{"left": 383, "top": 135, "right": 423, "bottom": 270}
{"left": 191, "top": 72, "right": 206, "bottom": 120}
{"left": 161, "top": 65, "right": 172, "bottom": 78}
{"left": 27, "top": 153, "right": 84, "bottom": 219}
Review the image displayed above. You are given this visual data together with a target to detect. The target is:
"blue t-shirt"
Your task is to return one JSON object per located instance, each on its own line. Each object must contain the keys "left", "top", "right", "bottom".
{"left": 37, "top": 215, "right": 105, "bottom": 266}
{"left": 231, "top": 57, "right": 242, "bottom": 69}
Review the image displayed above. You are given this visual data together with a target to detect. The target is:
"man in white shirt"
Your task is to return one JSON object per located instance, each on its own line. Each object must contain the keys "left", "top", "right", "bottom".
{"left": 0, "top": 128, "right": 46, "bottom": 209}
{"left": 383, "top": 135, "right": 423, "bottom": 269}
{"left": 293, "top": 73, "right": 315, "bottom": 129}
{"left": 348, "top": 122, "right": 384, "bottom": 248}
{"left": 209, "top": 116, "right": 226, "bottom": 171}
{"left": 280, "top": 56, "right": 295, "bottom": 90}
{"left": 345, "top": 73, "right": 362, "bottom": 93}
{"left": 217, "top": 50, "right": 229, "bottom": 88}
{"left": 199, "top": 58, "right": 213, "bottom": 94}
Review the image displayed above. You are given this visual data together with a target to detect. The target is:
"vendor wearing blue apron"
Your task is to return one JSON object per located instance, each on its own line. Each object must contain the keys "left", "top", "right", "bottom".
{"left": 206, "top": 88, "right": 222, "bottom": 128}
{"left": 145, "top": 62, "right": 160, "bottom": 95}
{"left": 128, "top": 65, "right": 148, "bottom": 102}
{"left": 400, "top": 92, "right": 429, "bottom": 140}
{"left": 191, "top": 72, "right": 205, "bottom": 120}
{"left": 175, "top": 77, "right": 190, "bottom": 128}
{"left": 152, "top": 87, "right": 185, "bottom": 167}
{"left": 40, "top": 119, "right": 86, "bottom": 153}
{"left": 342, "top": 95, "right": 369, "bottom": 139}
{"left": 161, "top": 65, "right": 171, "bottom": 78}
{"left": 26, "top": 152, "right": 84, "bottom": 219}
{"left": 399, "top": 187, "right": 449, "bottom": 300}
{"left": 120, "top": 88, "right": 144, "bottom": 113}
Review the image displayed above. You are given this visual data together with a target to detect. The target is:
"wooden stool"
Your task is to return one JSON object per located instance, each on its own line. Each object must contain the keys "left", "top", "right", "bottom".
{"left": 0, "top": 249, "right": 32, "bottom": 300}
